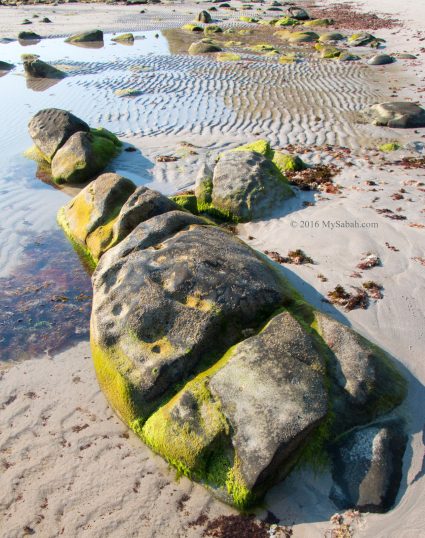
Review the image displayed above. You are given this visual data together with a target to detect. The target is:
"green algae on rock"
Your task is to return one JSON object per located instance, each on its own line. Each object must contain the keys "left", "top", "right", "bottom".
{"left": 22, "top": 54, "right": 66, "bottom": 79}
{"left": 65, "top": 29, "right": 103, "bottom": 43}
{"left": 216, "top": 52, "right": 241, "bottom": 62}
{"left": 26, "top": 108, "right": 122, "bottom": 183}
{"left": 379, "top": 142, "right": 401, "bottom": 152}
{"left": 188, "top": 41, "right": 222, "bottom": 55}
{"left": 181, "top": 23, "right": 203, "bottom": 32}
{"left": 111, "top": 33, "right": 135, "bottom": 43}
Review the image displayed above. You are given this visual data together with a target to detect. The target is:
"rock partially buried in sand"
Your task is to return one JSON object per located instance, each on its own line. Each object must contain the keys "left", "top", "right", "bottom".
{"left": 181, "top": 23, "right": 203, "bottom": 32}
{"left": 57, "top": 168, "right": 407, "bottom": 509}
{"left": 330, "top": 419, "right": 407, "bottom": 513}
{"left": 28, "top": 108, "right": 90, "bottom": 161}
{"left": 368, "top": 54, "right": 395, "bottom": 65}
{"left": 286, "top": 6, "right": 310, "bottom": 20}
{"left": 196, "top": 10, "right": 212, "bottom": 24}
{"left": 318, "top": 32, "right": 344, "bottom": 43}
{"left": 188, "top": 41, "right": 222, "bottom": 54}
{"left": 348, "top": 32, "right": 385, "bottom": 47}
{"left": 27, "top": 108, "right": 122, "bottom": 182}
{"left": 22, "top": 54, "right": 66, "bottom": 79}
{"left": 143, "top": 311, "right": 327, "bottom": 507}
{"left": 368, "top": 101, "right": 425, "bottom": 128}
{"left": 65, "top": 29, "right": 104, "bottom": 43}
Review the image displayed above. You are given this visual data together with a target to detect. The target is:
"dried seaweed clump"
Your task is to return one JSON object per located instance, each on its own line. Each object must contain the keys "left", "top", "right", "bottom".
{"left": 264, "top": 249, "right": 313, "bottom": 265}
{"left": 362, "top": 281, "right": 383, "bottom": 299}
{"left": 327, "top": 285, "right": 368, "bottom": 311}
{"left": 286, "top": 164, "right": 340, "bottom": 191}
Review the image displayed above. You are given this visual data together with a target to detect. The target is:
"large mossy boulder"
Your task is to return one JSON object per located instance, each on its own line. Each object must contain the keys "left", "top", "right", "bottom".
{"left": 22, "top": 54, "right": 66, "bottom": 79}
{"left": 56, "top": 171, "right": 408, "bottom": 509}
{"left": 28, "top": 108, "right": 90, "bottom": 161}
{"left": 51, "top": 128, "right": 121, "bottom": 184}
{"left": 194, "top": 140, "right": 294, "bottom": 222}
{"left": 57, "top": 174, "right": 180, "bottom": 263}
{"left": 330, "top": 419, "right": 407, "bottom": 513}
{"left": 143, "top": 311, "right": 327, "bottom": 507}
{"left": 367, "top": 102, "right": 425, "bottom": 128}
{"left": 65, "top": 29, "right": 104, "bottom": 43}
{"left": 27, "top": 108, "right": 122, "bottom": 183}
{"left": 91, "top": 219, "right": 289, "bottom": 425}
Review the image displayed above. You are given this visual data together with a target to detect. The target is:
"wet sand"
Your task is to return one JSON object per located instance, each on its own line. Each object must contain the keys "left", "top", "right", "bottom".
{"left": 0, "top": 0, "right": 424, "bottom": 536}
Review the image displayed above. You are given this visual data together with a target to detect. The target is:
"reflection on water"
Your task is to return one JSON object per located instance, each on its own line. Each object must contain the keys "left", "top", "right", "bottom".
{"left": 66, "top": 40, "right": 104, "bottom": 50}
{"left": 0, "top": 229, "right": 92, "bottom": 363}
{"left": 26, "top": 76, "right": 64, "bottom": 92}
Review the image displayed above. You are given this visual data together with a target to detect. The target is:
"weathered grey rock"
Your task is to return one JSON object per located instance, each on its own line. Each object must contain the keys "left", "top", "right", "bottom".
{"left": 368, "top": 101, "right": 425, "bottom": 128}
{"left": 348, "top": 32, "right": 384, "bottom": 47}
{"left": 318, "top": 32, "right": 344, "bottom": 42}
{"left": 287, "top": 6, "right": 309, "bottom": 20}
{"left": 314, "top": 312, "right": 407, "bottom": 429}
{"left": 142, "top": 310, "right": 327, "bottom": 506}
{"left": 57, "top": 173, "right": 137, "bottom": 262}
{"left": 51, "top": 128, "right": 121, "bottom": 184}
{"left": 397, "top": 53, "right": 416, "bottom": 59}
{"left": 188, "top": 41, "right": 222, "bottom": 54}
{"left": 368, "top": 54, "right": 395, "bottom": 65}
{"left": 111, "top": 185, "right": 181, "bottom": 245}
{"left": 65, "top": 29, "right": 103, "bottom": 43}
{"left": 28, "top": 108, "right": 90, "bottom": 160}
{"left": 211, "top": 150, "right": 293, "bottom": 221}
{"left": 209, "top": 311, "right": 327, "bottom": 491}
{"left": 22, "top": 54, "right": 66, "bottom": 79}
{"left": 330, "top": 419, "right": 407, "bottom": 513}
{"left": 196, "top": 10, "right": 212, "bottom": 23}
{"left": 91, "top": 221, "right": 288, "bottom": 422}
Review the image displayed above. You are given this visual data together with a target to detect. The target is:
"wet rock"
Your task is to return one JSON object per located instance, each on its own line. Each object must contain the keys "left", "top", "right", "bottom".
{"left": 65, "top": 29, "right": 103, "bottom": 43}
{"left": 18, "top": 31, "right": 41, "bottom": 40}
{"left": 143, "top": 311, "right": 327, "bottom": 507}
{"left": 204, "top": 25, "right": 223, "bottom": 36}
{"left": 286, "top": 6, "right": 309, "bottom": 20}
{"left": 41, "top": 17, "right": 52, "bottom": 23}
{"left": 111, "top": 33, "right": 135, "bottom": 43}
{"left": 91, "top": 218, "right": 288, "bottom": 424}
{"left": 368, "top": 54, "right": 395, "bottom": 65}
{"left": 51, "top": 129, "right": 121, "bottom": 184}
{"left": 188, "top": 41, "right": 222, "bottom": 54}
{"left": 330, "top": 419, "right": 407, "bottom": 513}
{"left": 28, "top": 108, "right": 90, "bottom": 160}
{"left": 314, "top": 312, "right": 407, "bottom": 429}
{"left": 368, "top": 101, "right": 425, "bottom": 128}
{"left": 22, "top": 54, "right": 66, "bottom": 79}
{"left": 197, "top": 10, "right": 212, "bottom": 24}
{"left": 0, "top": 61, "right": 14, "bottom": 71}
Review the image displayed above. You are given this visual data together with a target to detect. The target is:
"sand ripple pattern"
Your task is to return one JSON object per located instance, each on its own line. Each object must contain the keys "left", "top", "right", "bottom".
{"left": 63, "top": 54, "right": 381, "bottom": 149}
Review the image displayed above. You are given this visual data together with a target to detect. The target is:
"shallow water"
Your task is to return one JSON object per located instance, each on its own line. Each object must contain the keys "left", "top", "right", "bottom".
{"left": 0, "top": 28, "right": 387, "bottom": 362}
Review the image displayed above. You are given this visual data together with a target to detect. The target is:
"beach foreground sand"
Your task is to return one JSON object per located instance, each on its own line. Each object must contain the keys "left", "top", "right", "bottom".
{"left": 1, "top": 0, "right": 424, "bottom": 536}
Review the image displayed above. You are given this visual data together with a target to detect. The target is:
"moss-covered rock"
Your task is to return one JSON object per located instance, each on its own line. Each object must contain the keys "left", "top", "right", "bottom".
{"left": 216, "top": 52, "right": 241, "bottom": 62}
{"left": 303, "top": 18, "right": 333, "bottom": 27}
{"left": 204, "top": 25, "right": 223, "bottom": 36}
{"left": 276, "top": 30, "right": 319, "bottom": 43}
{"left": 239, "top": 16, "right": 258, "bottom": 23}
{"left": 188, "top": 41, "right": 222, "bottom": 54}
{"left": 379, "top": 142, "right": 401, "bottom": 152}
{"left": 170, "top": 193, "right": 199, "bottom": 213}
{"left": 318, "top": 31, "right": 344, "bottom": 42}
{"left": 273, "top": 151, "right": 307, "bottom": 173}
{"left": 111, "top": 33, "right": 135, "bottom": 43}
{"left": 65, "top": 29, "right": 103, "bottom": 43}
{"left": 250, "top": 43, "right": 279, "bottom": 53}
{"left": 22, "top": 54, "right": 66, "bottom": 79}
{"left": 348, "top": 32, "right": 385, "bottom": 47}
{"left": 274, "top": 16, "right": 299, "bottom": 26}
{"left": 181, "top": 23, "right": 203, "bottom": 32}
{"left": 50, "top": 128, "right": 121, "bottom": 184}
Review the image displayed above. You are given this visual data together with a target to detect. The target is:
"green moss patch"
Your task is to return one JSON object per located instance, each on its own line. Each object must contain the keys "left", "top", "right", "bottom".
{"left": 379, "top": 142, "right": 401, "bottom": 152}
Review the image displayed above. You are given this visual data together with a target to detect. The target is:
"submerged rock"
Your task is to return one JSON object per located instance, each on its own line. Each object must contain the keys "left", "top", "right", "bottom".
{"left": 65, "top": 29, "right": 103, "bottom": 43}
{"left": 368, "top": 101, "right": 425, "bottom": 128}
{"left": 28, "top": 108, "right": 90, "bottom": 161}
{"left": 368, "top": 54, "right": 395, "bottom": 65}
{"left": 143, "top": 311, "right": 327, "bottom": 507}
{"left": 22, "top": 54, "right": 66, "bottom": 79}
{"left": 330, "top": 419, "right": 407, "bottom": 513}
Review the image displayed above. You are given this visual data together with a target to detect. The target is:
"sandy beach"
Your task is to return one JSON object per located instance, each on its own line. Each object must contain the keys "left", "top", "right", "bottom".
{"left": 1, "top": 1, "right": 424, "bottom": 536}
